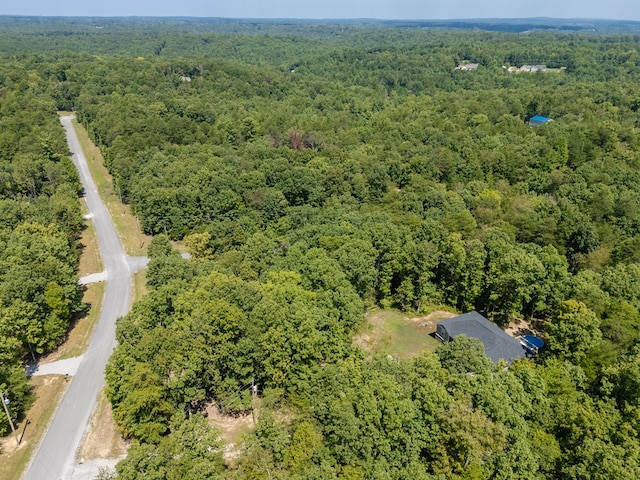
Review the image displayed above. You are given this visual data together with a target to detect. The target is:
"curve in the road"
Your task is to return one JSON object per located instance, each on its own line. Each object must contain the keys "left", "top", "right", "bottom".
{"left": 23, "top": 115, "right": 134, "bottom": 480}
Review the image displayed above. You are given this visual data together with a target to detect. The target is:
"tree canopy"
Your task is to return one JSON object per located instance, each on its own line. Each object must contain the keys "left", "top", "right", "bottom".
{"left": 4, "top": 17, "right": 640, "bottom": 478}
{"left": 0, "top": 56, "right": 83, "bottom": 436}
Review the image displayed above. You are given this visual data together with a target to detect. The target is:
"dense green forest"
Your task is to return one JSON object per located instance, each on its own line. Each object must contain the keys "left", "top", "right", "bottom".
{"left": 5, "top": 17, "right": 640, "bottom": 479}
{"left": 0, "top": 53, "right": 84, "bottom": 435}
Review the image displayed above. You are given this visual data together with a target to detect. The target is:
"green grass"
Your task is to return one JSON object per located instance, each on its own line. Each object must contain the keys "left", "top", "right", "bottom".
{"left": 132, "top": 269, "right": 148, "bottom": 304}
{"left": 385, "top": 314, "right": 439, "bottom": 357}
{"left": 357, "top": 310, "right": 442, "bottom": 359}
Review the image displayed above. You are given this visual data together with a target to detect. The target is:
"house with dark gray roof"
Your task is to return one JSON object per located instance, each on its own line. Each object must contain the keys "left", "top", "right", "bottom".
{"left": 436, "top": 311, "right": 526, "bottom": 364}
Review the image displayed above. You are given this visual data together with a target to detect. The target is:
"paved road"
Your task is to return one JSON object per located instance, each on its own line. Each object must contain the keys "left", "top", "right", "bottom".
{"left": 23, "top": 116, "right": 134, "bottom": 480}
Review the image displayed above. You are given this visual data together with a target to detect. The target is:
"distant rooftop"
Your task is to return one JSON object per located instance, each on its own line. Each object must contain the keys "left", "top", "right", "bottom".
{"left": 529, "top": 115, "right": 553, "bottom": 126}
{"left": 456, "top": 62, "right": 479, "bottom": 71}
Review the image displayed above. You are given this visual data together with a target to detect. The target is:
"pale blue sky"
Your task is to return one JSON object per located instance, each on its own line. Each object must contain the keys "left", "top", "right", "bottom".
{"left": 1, "top": 0, "right": 639, "bottom": 21}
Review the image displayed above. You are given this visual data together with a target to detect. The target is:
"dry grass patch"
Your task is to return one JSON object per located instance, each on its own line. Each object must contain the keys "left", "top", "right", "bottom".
{"left": 78, "top": 389, "right": 128, "bottom": 463}
{"left": 70, "top": 117, "right": 151, "bottom": 256}
{"left": 0, "top": 376, "right": 69, "bottom": 480}
{"left": 355, "top": 309, "right": 456, "bottom": 359}
{"left": 77, "top": 203, "right": 103, "bottom": 277}
{"left": 43, "top": 282, "right": 105, "bottom": 362}
{"left": 132, "top": 269, "right": 148, "bottom": 304}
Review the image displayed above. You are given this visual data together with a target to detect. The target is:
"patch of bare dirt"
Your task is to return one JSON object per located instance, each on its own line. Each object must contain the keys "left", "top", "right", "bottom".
{"left": 405, "top": 310, "right": 457, "bottom": 334}
{"left": 78, "top": 390, "right": 128, "bottom": 462}
{"left": 205, "top": 402, "right": 255, "bottom": 464}
{"left": 504, "top": 318, "right": 543, "bottom": 338}
{"left": 0, "top": 426, "right": 31, "bottom": 456}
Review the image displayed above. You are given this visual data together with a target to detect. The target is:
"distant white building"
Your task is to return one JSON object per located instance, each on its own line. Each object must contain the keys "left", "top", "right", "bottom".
{"left": 519, "top": 65, "right": 547, "bottom": 73}
{"left": 456, "top": 63, "right": 479, "bottom": 71}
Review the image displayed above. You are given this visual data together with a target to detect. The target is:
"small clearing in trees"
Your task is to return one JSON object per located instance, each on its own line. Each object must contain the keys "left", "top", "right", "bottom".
{"left": 205, "top": 402, "right": 255, "bottom": 464}
{"left": 355, "top": 309, "right": 455, "bottom": 359}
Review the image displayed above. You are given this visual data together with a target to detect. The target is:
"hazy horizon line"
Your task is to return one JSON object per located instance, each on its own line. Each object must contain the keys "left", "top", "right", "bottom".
{"left": 0, "top": 14, "right": 636, "bottom": 22}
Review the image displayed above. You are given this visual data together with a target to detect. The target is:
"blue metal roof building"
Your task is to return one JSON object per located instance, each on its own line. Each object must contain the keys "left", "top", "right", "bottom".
{"left": 529, "top": 115, "right": 552, "bottom": 126}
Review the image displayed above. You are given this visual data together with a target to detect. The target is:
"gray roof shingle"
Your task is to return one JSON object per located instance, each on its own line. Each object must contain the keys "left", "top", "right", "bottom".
{"left": 439, "top": 311, "right": 526, "bottom": 364}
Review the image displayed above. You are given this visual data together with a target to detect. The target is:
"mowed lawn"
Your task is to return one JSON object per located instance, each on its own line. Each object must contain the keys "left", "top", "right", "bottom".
{"left": 355, "top": 310, "right": 454, "bottom": 359}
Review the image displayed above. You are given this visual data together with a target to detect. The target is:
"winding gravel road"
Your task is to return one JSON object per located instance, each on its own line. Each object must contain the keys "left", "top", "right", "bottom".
{"left": 23, "top": 116, "right": 141, "bottom": 480}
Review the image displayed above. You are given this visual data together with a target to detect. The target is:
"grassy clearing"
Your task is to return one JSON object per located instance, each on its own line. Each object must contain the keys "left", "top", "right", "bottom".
{"left": 355, "top": 309, "right": 454, "bottom": 359}
{"left": 171, "top": 239, "right": 187, "bottom": 254}
{"left": 0, "top": 376, "right": 69, "bottom": 480}
{"left": 70, "top": 117, "right": 151, "bottom": 256}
